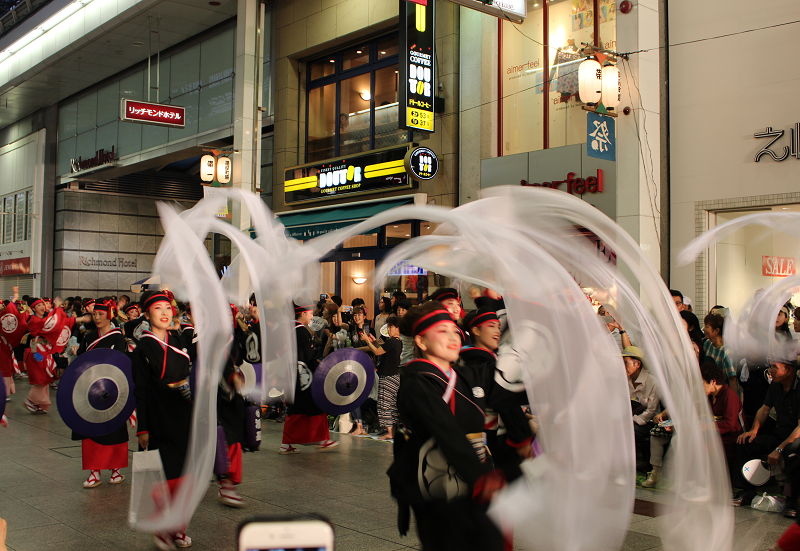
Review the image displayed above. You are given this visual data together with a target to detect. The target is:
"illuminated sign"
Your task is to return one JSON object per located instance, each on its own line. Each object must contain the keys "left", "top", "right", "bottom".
{"left": 449, "top": 0, "right": 526, "bottom": 22}
{"left": 120, "top": 99, "right": 186, "bottom": 128}
{"left": 284, "top": 146, "right": 414, "bottom": 204}
{"left": 405, "top": 147, "right": 438, "bottom": 180}
{"left": 399, "top": 0, "right": 435, "bottom": 133}
{"left": 200, "top": 155, "right": 216, "bottom": 182}
{"left": 0, "top": 257, "right": 29, "bottom": 276}
{"left": 216, "top": 157, "right": 232, "bottom": 184}
{"left": 389, "top": 262, "right": 427, "bottom": 276}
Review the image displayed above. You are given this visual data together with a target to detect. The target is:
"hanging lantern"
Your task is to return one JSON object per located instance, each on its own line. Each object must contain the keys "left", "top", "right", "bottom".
{"left": 216, "top": 156, "right": 232, "bottom": 184}
{"left": 200, "top": 155, "right": 216, "bottom": 182}
{"left": 601, "top": 65, "right": 621, "bottom": 108}
{"left": 578, "top": 59, "right": 602, "bottom": 104}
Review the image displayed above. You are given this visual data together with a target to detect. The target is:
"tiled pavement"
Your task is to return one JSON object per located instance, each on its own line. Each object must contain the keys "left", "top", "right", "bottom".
{"left": 0, "top": 387, "right": 793, "bottom": 551}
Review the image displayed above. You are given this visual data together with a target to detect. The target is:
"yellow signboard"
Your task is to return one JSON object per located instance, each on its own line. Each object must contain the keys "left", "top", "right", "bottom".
{"left": 406, "top": 107, "right": 434, "bottom": 132}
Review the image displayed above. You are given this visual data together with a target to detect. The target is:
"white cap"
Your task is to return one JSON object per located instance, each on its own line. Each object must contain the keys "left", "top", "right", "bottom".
{"left": 742, "top": 459, "right": 771, "bottom": 486}
{"left": 683, "top": 296, "right": 693, "bottom": 308}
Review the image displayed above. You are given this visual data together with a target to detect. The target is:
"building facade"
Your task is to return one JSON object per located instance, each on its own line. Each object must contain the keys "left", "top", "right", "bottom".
{"left": 669, "top": 0, "right": 800, "bottom": 317}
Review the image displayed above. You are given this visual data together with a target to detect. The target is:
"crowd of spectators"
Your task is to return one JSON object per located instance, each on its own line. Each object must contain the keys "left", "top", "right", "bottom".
{"left": 606, "top": 288, "right": 800, "bottom": 519}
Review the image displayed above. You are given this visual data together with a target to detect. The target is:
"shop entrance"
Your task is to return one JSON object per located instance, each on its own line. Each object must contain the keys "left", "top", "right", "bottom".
{"left": 317, "top": 220, "right": 441, "bottom": 316}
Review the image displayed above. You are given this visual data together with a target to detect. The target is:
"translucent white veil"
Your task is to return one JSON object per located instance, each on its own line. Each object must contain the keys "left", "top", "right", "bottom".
{"left": 137, "top": 186, "right": 731, "bottom": 550}
{"left": 679, "top": 211, "right": 800, "bottom": 362}
{"left": 131, "top": 190, "right": 299, "bottom": 532}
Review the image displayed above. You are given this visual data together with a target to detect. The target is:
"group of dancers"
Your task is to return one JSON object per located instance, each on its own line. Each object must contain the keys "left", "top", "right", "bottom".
{"left": 1, "top": 290, "right": 261, "bottom": 550}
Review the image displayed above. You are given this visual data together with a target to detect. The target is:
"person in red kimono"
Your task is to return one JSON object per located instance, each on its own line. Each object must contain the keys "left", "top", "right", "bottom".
{"left": 23, "top": 299, "right": 89, "bottom": 413}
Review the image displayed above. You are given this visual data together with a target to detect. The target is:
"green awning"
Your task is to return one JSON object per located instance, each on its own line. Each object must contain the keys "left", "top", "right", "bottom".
{"left": 277, "top": 197, "right": 414, "bottom": 239}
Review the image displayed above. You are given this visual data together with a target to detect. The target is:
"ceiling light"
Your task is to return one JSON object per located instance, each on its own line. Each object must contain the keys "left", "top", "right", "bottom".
{"left": 115, "top": 50, "right": 125, "bottom": 55}
{"left": 359, "top": 92, "right": 371, "bottom": 101}
{"left": 380, "top": 51, "right": 386, "bottom": 54}
{"left": 534, "top": 2, "right": 538, "bottom": 5}
{"left": 356, "top": 50, "right": 362, "bottom": 54}
{"left": 405, "top": 234, "right": 410, "bottom": 237}
{"left": 352, "top": 276, "right": 367, "bottom": 285}
{"left": 131, "top": 41, "right": 145, "bottom": 47}
{"left": 392, "top": 225, "right": 398, "bottom": 228}
{"left": 329, "top": 59, "right": 335, "bottom": 63}
{"left": 783, "top": 207, "right": 790, "bottom": 210}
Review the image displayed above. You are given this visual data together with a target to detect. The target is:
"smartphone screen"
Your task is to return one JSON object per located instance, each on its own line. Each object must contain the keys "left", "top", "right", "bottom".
{"left": 239, "top": 517, "right": 334, "bottom": 551}
{"left": 246, "top": 547, "right": 325, "bottom": 551}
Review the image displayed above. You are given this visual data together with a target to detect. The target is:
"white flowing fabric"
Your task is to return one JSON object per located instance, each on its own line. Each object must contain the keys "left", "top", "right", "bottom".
{"left": 130, "top": 200, "right": 233, "bottom": 533}
{"left": 131, "top": 191, "right": 299, "bottom": 532}
{"left": 136, "top": 186, "right": 731, "bottom": 550}
{"left": 679, "top": 211, "right": 800, "bottom": 362}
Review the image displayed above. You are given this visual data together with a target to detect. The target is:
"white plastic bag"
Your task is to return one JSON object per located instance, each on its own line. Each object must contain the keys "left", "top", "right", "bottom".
{"left": 751, "top": 492, "right": 785, "bottom": 513}
{"left": 129, "top": 449, "right": 169, "bottom": 528}
{"left": 369, "top": 374, "right": 380, "bottom": 401}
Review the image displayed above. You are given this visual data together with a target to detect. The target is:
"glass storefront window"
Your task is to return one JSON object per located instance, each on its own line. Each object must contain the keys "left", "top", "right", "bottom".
{"left": 307, "top": 83, "right": 336, "bottom": 162}
{"left": 385, "top": 223, "right": 412, "bottom": 246}
{"left": 501, "top": 0, "right": 616, "bottom": 154}
{"left": 339, "top": 73, "right": 372, "bottom": 157}
{"left": 306, "top": 34, "right": 409, "bottom": 162}
{"left": 549, "top": 0, "right": 591, "bottom": 148}
{"left": 374, "top": 65, "right": 405, "bottom": 149}
{"left": 343, "top": 232, "right": 379, "bottom": 248}
{"left": 310, "top": 58, "right": 336, "bottom": 81}
{"left": 419, "top": 221, "right": 439, "bottom": 235}
{"left": 378, "top": 36, "right": 399, "bottom": 60}
{"left": 501, "top": 6, "right": 544, "bottom": 155}
{"left": 342, "top": 259, "right": 375, "bottom": 309}
{"left": 713, "top": 205, "right": 800, "bottom": 319}
{"left": 343, "top": 44, "right": 370, "bottom": 71}
{"left": 320, "top": 261, "right": 336, "bottom": 297}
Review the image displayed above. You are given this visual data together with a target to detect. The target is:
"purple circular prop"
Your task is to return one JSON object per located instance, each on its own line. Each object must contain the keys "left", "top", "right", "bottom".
{"left": 0, "top": 375, "right": 6, "bottom": 420}
{"left": 56, "top": 349, "right": 135, "bottom": 437}
{"left": 312, "top": 348, "right": 375, "bottom": 415}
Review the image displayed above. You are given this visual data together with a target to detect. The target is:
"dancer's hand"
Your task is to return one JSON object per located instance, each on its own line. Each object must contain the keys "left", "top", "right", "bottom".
{"left": 138, "top": 433, "right": 149, "bottom": 449}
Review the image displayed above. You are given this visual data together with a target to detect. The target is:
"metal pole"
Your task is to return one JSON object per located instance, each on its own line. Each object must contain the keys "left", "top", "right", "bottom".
{"left": 157, "top": 16, "right": 161, "bottom": 102}
{"left": 147, "top": 14, "right": 151, "bottom": 101}
{"left": 251, "top": 3, "right": 264, "bottom": 194}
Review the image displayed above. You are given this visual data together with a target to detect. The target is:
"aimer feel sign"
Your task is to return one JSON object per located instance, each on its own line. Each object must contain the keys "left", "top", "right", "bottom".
{"left": 399, "top": 0, "right": 435, "bottom": 133}
{"left": 121, "top": 99, "right": 186, "bottom": 128}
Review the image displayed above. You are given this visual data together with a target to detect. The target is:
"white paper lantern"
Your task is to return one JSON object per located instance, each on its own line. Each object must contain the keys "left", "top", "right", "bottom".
{"left": 601, "top": 65, "right": 621, "bottom": 108}
{"left": 578, "top": 59, "right": 602, "bottom": 104}
{"left": 200, "top": 155, "right": 216, "bottom": 182}
{"left": 216, "top": 156, "right": 232, "bottom": 184}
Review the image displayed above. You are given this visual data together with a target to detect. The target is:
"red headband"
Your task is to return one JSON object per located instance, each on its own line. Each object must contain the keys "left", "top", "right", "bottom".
{"left": 143, "top": 293, "right": 171, "bottom": 312}
{"left": 94, "top": 300, "right": 116, "bottom": 318}
{"left": 124, "top": 303, "right": 140, "bottom": 314}
{"left": 294, "top": 304, "right": 313, "bottom": 315}
{"left": 468, "top": 311, "right": 499, "bottom": 330}
{"left": 433, "top": 291, "right": 459, "bottom": 302}
{"left": 411, "top": 309, "right": 455, "bottom": 337}
{"left": 30, "top": 298, "right": 44, "bottom": 309}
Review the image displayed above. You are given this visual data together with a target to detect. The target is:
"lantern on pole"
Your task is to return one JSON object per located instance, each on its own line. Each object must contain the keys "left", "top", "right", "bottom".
{"left": 601, "top": 65, "right": 621, "bottom": 108}
{"left": 200, "top": 155, "right": 216, "bottom": 182}
{"left": 216, "top": 156, "right": 232, "bottom": 184}
{"left": 578, "top": 59, "right": 602, "bottom": 104}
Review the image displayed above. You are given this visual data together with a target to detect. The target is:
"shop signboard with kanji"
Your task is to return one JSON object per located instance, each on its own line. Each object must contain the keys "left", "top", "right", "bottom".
{"left": 587, "top": 111, "right": 615, "bottom": 161}
{"left": 120, "top": 99, "right": 186, "bottom": 128}
{"left": 399, "top": 0, "right": 435, "bottom": 133}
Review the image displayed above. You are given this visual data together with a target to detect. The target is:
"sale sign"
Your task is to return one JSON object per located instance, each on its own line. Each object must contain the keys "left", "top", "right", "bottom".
{"left": 762, "top": 256, "right": 796, "bottom": 277}
{"left": 120, "top": 99, "right": 185, "bottom": 128}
